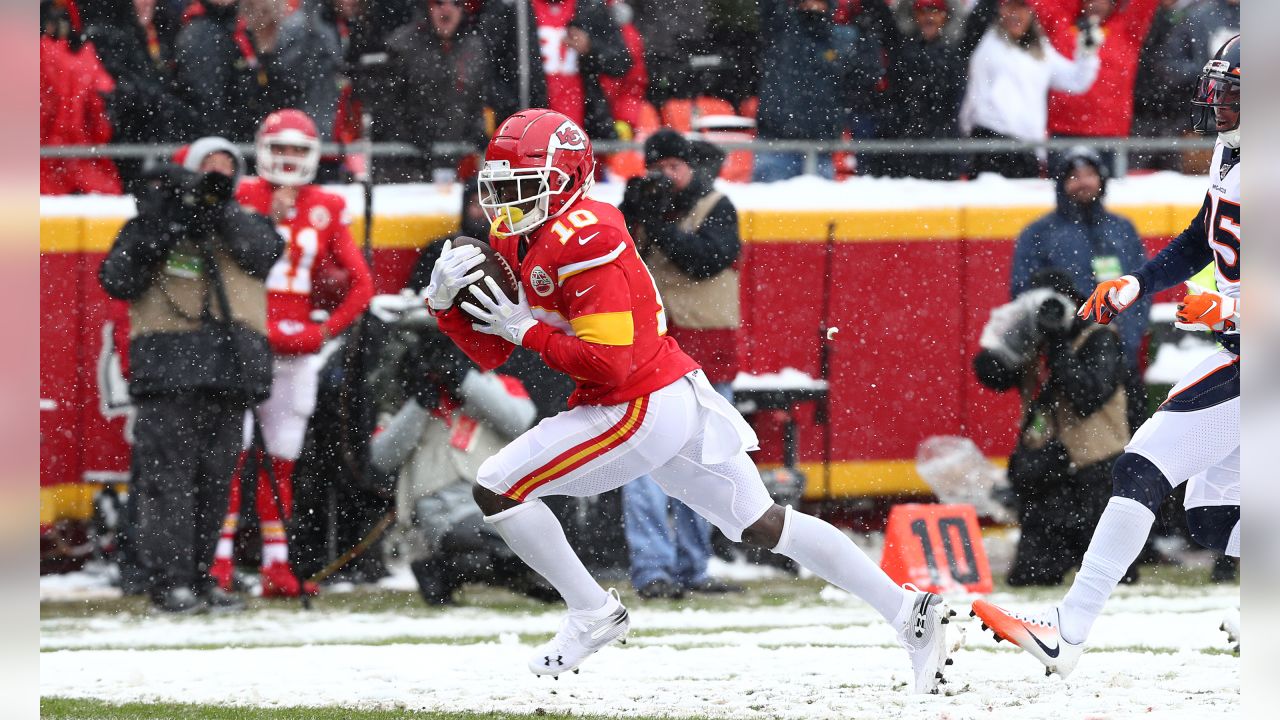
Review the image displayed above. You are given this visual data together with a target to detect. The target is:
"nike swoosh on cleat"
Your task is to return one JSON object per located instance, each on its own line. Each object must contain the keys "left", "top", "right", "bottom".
{"left": 1025, "top": 628, "right": 1060, "bottom": 658}
{"left": 578, "top": 231, "right": 600, "bottom": 245}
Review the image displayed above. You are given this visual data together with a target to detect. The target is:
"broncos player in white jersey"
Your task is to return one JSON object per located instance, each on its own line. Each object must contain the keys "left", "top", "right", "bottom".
{"left": 971, "top": 34, "right": 1242, "bottom": 678}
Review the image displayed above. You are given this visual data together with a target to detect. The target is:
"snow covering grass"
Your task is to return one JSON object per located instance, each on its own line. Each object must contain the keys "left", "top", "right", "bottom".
{"left": 41, "top": 570, "right": 1238, "bottom": 720}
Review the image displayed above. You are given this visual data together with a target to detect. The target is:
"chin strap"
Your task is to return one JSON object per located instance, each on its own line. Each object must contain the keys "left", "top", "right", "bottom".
{"left": 1220, "top": 128, "right": 1240, "bottom": 149}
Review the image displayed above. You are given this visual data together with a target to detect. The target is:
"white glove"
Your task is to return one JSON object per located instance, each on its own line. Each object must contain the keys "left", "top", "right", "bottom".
{"left": 459, "top": 277, "right": 538, "bottom": 345}
{"left": 425, "top": 239, "right": 485, "bottom": 311}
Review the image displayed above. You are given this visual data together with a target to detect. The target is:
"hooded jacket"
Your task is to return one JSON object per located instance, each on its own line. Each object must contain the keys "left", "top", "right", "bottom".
{"left": 1010, "top": 150, "right": 1149, "bottom": 367}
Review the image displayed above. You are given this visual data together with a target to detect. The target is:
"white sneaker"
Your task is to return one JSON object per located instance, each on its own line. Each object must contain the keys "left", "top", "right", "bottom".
{"left": 529, "top": 588, "right": 630, "bottom": 677}
{"left": 970, "top": 599, "right": 1084, "bottom": 678}
{"left": 1221, "top": 607, "right": 1240, "bottom": 653}
{"left": 896, "top": 585, "right": 957, "bottom": 694}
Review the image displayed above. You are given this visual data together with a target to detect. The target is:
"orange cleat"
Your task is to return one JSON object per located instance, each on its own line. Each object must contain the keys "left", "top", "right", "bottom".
{"left": 260, "top": 562, "right": 319, "bottom": 599}
{"left": 970, "top": 599, "right": 1084, "bottom": 678}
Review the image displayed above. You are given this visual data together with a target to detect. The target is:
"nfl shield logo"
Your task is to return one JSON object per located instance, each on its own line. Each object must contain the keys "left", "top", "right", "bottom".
{"left": 530, "top": 266, "right": 555, "bottom": 297}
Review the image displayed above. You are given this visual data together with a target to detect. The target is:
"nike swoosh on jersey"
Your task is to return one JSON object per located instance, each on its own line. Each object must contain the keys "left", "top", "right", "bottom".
{"left": 578, "top": 231, "right": 600, "bottom": 245}
{"left": 574, "top": 286, "right": 595, "bottom": 297}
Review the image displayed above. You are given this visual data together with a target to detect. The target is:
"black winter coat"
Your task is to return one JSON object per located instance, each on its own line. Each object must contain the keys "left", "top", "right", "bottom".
{"left": 861, "top": 0, "right": 996, "bottom": 178}
{"left": 99, "top": 200, "right": 283, "bottom": 401}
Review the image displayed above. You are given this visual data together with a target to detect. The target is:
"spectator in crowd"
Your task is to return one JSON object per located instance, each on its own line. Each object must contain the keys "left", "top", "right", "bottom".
{"left": 960, "top": 0, "right": 1101, "bottom": 178}
{"left": 98, "top": 137, "right": 282, "bottom": 612}
{"left": 210, "top": 109, "right": 374, "bottom": 599}
{"left": 599, "top": 1, "right": 650, "bottom": 136}
{"left": 859, "top": 0, "right": 998, "bottom": 180}
{"left": 1010, "top": 146, "right": 1149, "bottom": 430}
{"left": 1160, "top": 0, "right": 1239, "bottom": 86}
{"left": 368, "top": 271, "right": 559, "bottom": 605}
{"left": 631, "top": 0, "right": 707, "bottom": 102}
{"left": 1132, "top": 0, "right": 1238, "bottom": 169}
{"left": 1130, "top": 0, "right": 1189, "bottom": 170}
{"left": 373, "top": 0, "right": 493, "bottom": 182}
{"left": 173, "top": 0, "right": 290, "bottom": 141}
{"left": 1030, "top": 0, "right": 1160, "bottom": 174}
{"left": 40, "top": 0, "right": 123, "bottom": 195}
{"left": 703, "top": 0, "right": 761, "bottom": 103}
{"left": 480, "top": 0, "right": 633, "bottom": 141}
{"left": 84, "top": 0, "right": 199, "bottom": 189}
{"left": 753, "top": 0, "right": 882, "bottom": 181}
{"left": 974, "top": 269, "right": 1138, "bottom": 586}
{"left": 617, "top": 130, "right": 744, "bottom": 599}
{"left": 275, "top": 0, "right": 348, "bottom": 145}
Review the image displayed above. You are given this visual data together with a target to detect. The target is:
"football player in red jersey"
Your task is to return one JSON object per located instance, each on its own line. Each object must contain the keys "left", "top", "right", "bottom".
{"left": 210, "top": 109, "right": 374, "bottom": 598}
{"left": 426, "top": 109, "right": 955, "bottom": 692}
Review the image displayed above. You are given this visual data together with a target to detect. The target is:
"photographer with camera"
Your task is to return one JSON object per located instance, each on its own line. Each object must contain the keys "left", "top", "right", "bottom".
{"left": 99, "top": 137, "right": 283, "bottom": 613}
{"left": 616, "top": 129, "right": 743, "bottom": 599}
{"left": 367, "top": 271, "right": 555, "bottom": 606}
{"left": 974, "top": 268, "right": 1138, "bottom": 587}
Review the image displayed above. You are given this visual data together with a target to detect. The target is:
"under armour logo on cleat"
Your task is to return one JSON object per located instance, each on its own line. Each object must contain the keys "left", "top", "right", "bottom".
{"left": 544, "top": 655, "right": 564, "bottom": 667}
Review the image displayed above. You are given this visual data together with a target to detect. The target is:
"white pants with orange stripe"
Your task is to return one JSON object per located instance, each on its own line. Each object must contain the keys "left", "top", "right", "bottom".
{"left": 477, "top": 370, "right": 774, "bottom": 542}
{"left": 1127, "top": 349, "right": 1240, "bottom": 508}
{"left": 241, "top": 347, "right": 334, "bottom": 459}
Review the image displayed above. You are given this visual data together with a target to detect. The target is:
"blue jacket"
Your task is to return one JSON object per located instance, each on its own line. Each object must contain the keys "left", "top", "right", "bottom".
{"left": 756, "top": 0, "right": 882, "bottom": 140}
{"left": 1011, "top": 194, "right": 1150, "bottom": 368}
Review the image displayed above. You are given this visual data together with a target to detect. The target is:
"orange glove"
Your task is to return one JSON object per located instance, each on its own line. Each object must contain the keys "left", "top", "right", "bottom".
{"left": 1077, "top": 275, "right": 1141, "bottom": 325}
{"left": 1176, "top": 286, "right": 1238, "bottom": 332}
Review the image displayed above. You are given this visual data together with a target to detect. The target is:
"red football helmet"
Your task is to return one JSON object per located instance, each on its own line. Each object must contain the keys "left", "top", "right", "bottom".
{"left": 256, "top": 109, "right": 320, "bottom": 187}
{"left": 478, "top": 109, "right": 596, "bottom": 237}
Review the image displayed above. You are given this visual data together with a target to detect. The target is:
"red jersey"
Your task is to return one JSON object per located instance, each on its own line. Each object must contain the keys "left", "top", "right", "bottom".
{"left": 438, "top": 197, "right": 699, "bottom": 407}
{"left": 236, "top": 178, "right": 374, "bottom": 354}
{"left": 533, "top": 0, "right": 586, "bottom": 128}
{"left": 1033, "top": 0, "right": 1159, "bottom": 137}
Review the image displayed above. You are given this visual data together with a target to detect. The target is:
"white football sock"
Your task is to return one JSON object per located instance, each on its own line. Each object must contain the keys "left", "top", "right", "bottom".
{"left": 1226, "top": 520, "right": 1240, "bottom": 557}
{"left": 1060, "top": 496, "right": 1155, "bottom": 644}
{"left": 486, "top": 500, "right": 609, "bottom": 611}
{"left": 772, "top": 506, "right": 911, "bottom": 625}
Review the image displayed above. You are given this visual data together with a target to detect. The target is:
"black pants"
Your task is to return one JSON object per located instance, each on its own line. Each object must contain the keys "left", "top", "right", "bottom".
{"left": 969, "top": 126, "right": 1042, "bottom": 179}
{"left": 1008, "top": 456, "right": 1138, "bottom": 586}
{"left": 131, "top": 392, "right": 247, "bottom": 595}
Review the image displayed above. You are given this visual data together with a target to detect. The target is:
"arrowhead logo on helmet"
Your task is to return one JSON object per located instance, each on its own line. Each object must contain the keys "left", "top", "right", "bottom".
{"left": 478, "top": 109, "right": 596, "bottom": 237}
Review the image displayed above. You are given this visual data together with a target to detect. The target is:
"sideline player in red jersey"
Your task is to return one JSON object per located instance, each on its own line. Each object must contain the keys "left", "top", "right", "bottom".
{"left": 426, "top": 108, "right": 956, "bottom": 693}
{"left": 210, "top": 109, "right": 374, "bottom": 598}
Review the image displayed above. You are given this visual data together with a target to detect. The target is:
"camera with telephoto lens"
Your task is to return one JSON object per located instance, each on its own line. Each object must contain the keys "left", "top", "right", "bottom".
{"left": 139, "top": 164, "right": 233, "bottom": 239}
{"left": 625, "top": 170, "right": 676, "bottom": 229}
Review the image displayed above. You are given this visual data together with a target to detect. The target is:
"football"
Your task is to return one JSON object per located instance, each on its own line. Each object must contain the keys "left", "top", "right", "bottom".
{"left": 453, "top": 235, "right": 520, "bottom": 322}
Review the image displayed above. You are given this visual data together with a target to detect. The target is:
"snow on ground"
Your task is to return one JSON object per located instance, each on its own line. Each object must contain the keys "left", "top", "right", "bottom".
{"left": 42, "top": 584, "right": 1238, "bottom": 719}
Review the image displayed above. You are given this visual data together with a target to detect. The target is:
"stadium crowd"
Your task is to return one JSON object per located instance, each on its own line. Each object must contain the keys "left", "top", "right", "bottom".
{"left": 41, "top": 0, "right": 1240, "bottom": 193}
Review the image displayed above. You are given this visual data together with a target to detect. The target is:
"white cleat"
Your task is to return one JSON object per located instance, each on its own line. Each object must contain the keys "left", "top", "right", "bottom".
{"left": 970, "top": 599, "right": 1084, "bottom": 678}
{"left": 529, "top": 588, "right": 630, "bottom": 678}
{"left": 896, "top": 585, "right": 957, "bottom": 694}
{"left": 1220, "top": 607, "right": 1240, "bottom": 653}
